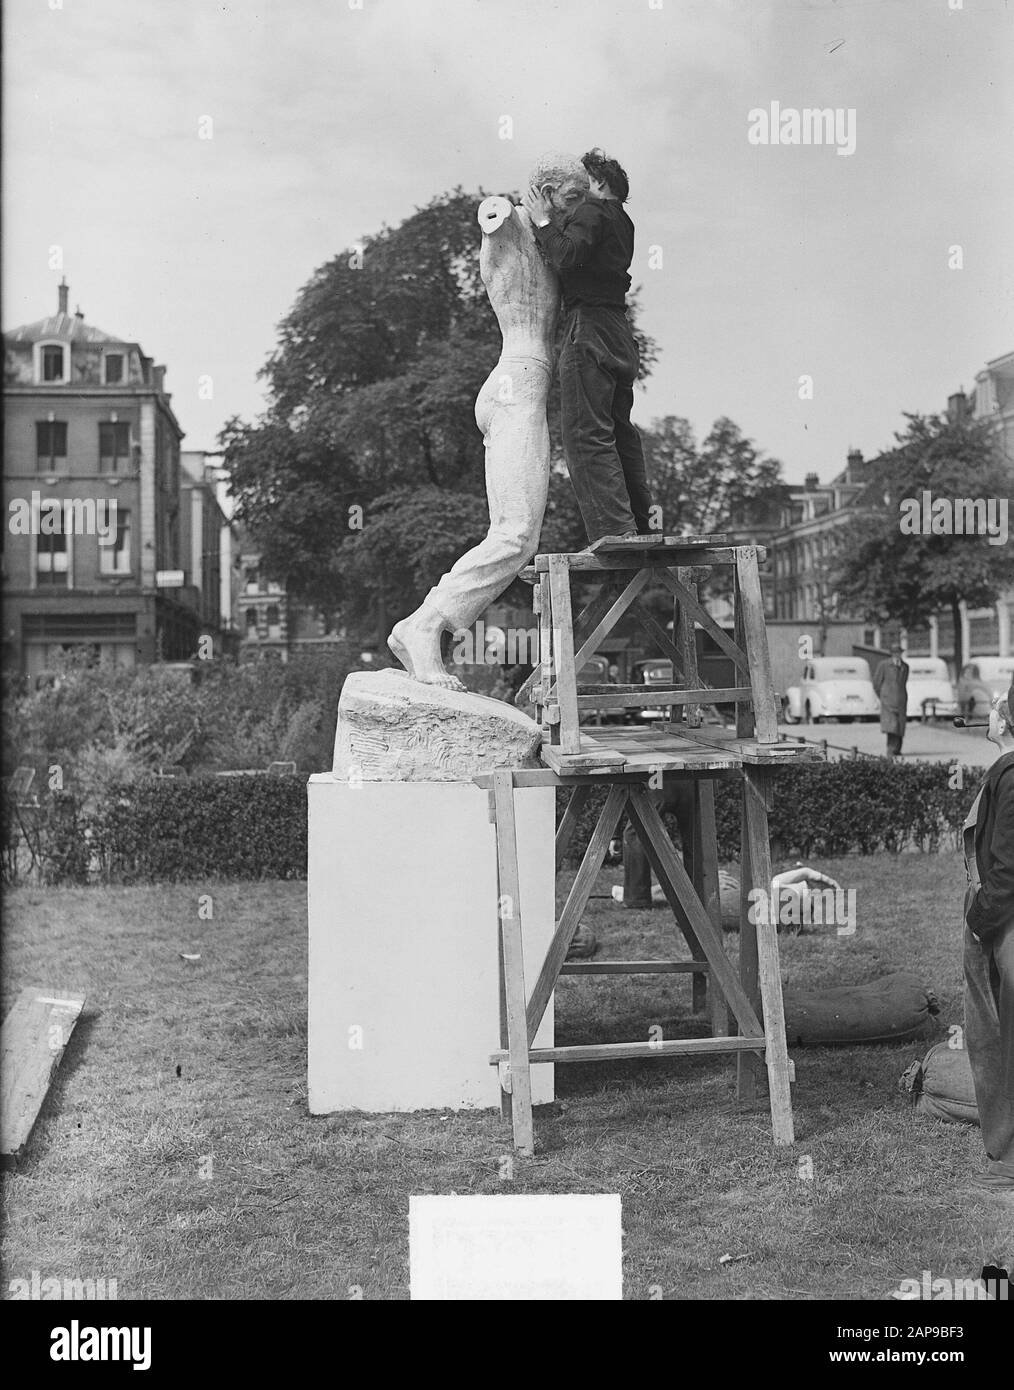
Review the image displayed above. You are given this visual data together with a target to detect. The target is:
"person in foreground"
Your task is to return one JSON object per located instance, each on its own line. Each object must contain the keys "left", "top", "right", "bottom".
{"left": 962, "top": 682, "right": 1014, "bottom": 1192}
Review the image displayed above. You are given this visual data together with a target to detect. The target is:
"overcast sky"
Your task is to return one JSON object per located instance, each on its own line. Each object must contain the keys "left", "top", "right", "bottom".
{"left": 5, "top": 0, "right": 1012, "bottom": 481}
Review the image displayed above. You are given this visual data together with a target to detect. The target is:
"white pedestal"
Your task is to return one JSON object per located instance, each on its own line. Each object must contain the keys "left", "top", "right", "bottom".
{"left": 307, "top": 775, "right": 555, "bottom": 1113}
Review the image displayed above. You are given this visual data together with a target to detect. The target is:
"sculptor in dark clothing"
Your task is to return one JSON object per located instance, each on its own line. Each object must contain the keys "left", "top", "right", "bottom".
{"left": 962, "top": 688, "right": 1014, "bottom": 1189}
{"left": 524, "top": 153, "right": 653, "bottom": 544}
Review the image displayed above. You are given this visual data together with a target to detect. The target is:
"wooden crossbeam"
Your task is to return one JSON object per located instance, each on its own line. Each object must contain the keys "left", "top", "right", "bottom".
{"left": 560, "top": 960, "right": 708, "bottom": 975}
{"left": 630, "top": 603, "right": 685, "bottom": 673}
{"left": 2, "top": 988, "right": 85, "bottom": 1164}
{"left": 491, "top": 1037, "right": 764, "bottom": 1066}
{"left": 570, "top": 568, "right": 652, "bottom": 675}
{"left": 533, "top": 546, "right": 761, "bottom": 572}
{"left": 525, "top": 784, "right": 628, "bottom": 1043}
{"left": 555, "top": 785, "right": 592, "bottom": 871}
{"left": 654, "top": 567, "right": 753, "bottom": 677}
{"left": 624, "top": 785, "right": 764, "bottom": 1037}
{"left": 575, "top": 687, "right": 752, "bottom": 710}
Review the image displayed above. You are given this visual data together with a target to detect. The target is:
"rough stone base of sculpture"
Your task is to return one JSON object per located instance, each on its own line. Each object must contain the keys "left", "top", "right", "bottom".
{"left": 333, "top": 669, "right": 542, "bottom": 781}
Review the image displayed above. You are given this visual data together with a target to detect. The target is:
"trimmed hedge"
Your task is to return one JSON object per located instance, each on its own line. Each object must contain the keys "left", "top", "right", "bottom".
{"left": 4, "top": 759, "right": 986, "bottom": 884}
{"left": 89, "top": 775, "right": 308, "bottom": 882}
{"left": 558, "top": 759, "right": 984, "bottom": 866}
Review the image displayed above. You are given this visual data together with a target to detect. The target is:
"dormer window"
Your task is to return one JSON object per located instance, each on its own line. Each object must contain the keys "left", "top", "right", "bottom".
{"left": 104, "top": 353, "right": 125, "bottom": 385}
{"left": 36, "top": 341, "right": 69, "bottom": 384}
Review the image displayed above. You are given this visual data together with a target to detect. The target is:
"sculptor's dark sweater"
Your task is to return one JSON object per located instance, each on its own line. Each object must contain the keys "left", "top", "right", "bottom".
{"left": 968, "top": 750, "right": 1014, "bottom": 942}
{"left": 532, "top": 199, "right": 633, "bottom": 310}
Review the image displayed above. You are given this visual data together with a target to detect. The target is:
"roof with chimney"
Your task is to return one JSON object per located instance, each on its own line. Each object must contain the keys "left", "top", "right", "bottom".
{"left": 4, "top": 278, "right": 128, "bottom": 346}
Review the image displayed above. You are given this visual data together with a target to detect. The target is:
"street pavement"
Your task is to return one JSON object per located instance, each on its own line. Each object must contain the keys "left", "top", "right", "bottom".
{"left": 777, "top": 718, "right": 995, "bottom": 767}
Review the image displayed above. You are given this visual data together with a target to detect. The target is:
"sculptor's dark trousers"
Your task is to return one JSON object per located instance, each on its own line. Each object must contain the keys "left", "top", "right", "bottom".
{"left": 964, "top": 921, "right": 1014, "bottom": 1175}
{"left": 559, "top": 305, "right": 653, "bottom": 543}
{"left": 622, "top": 780, "right": 696, "bottom": 907}
{"left": 886, "top": 732, "right": 904, "bottom": 757}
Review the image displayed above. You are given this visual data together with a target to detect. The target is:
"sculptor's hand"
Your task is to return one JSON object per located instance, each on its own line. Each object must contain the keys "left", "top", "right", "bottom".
{"left": 521, "top": 185, "right": 552, "bottom": 228}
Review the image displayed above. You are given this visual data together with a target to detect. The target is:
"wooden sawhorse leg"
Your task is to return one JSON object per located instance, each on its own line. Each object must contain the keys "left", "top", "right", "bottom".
{"left": 492, "top": 770, "right": 535, "bottom": 1157}
{"left": 736, "top": 766, "right": 794, "bottom": 1145}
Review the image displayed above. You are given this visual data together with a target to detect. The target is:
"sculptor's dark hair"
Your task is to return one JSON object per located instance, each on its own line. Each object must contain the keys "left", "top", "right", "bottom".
{"left": 581, "top": 147, "right": 630, "bottom": 203}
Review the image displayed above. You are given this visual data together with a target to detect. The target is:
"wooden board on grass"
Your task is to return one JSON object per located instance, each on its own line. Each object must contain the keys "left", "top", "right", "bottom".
{"left": 1, "top": 988, "right": 85, "bottom": 1164}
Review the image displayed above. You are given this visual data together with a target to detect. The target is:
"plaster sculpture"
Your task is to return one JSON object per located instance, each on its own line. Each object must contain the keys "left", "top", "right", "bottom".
{"left": 388, "top": 179, "right": 565, "bottom": 689}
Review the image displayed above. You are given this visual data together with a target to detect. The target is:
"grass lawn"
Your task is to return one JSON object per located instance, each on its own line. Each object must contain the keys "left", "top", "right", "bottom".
{"left": 2, "top": 851, "right": 1011, "bottom": 1300}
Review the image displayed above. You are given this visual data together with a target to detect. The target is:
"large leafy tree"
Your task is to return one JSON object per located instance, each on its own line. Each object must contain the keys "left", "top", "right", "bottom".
{"left": 641, "top": 415, "right": 788, "bottom": 537}
{"left": 834, "top": 411, "right": 1014, "bottom": 671}
{"left": 222, "top": 188, "right": 657, "bottom": 643}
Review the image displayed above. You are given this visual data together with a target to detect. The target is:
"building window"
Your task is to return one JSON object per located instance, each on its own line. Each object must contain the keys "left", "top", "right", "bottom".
{"left": 99, "top": 509, "right": 131, "bottom": 576}
{"left": 36, "top": 421, "right": 67, "bottom": 470}
{"left": 245, "top": 607, "right": 259, "bottom": 636}
{"left": 99, "top": 421, "right": 131, "bottom": 473}
{"left": 266, "top": 604, "right": 281, "bottom": 640}
{"left": 40, "top": 343, "right": 67, "bottom": 383}
{"left": 244, "top": 567, "right": 260, "bottom": 594}
{"left": 104, "top": 353, "right": 125, "bottom": 385}
{"left": 37, "top": 528, "right": 69, "bottom": 587}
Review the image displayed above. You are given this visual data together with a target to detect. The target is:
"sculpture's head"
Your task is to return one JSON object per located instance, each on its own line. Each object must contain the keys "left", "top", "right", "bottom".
{"left": 528, "top": 152, "right": 588, "bottom": 218}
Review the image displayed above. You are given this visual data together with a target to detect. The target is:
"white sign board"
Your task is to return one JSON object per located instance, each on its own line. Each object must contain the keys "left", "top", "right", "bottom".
{"left": 409, "top": 1194, "right": 622, "bottom": 1300}
{"left": 156, "top": 570, "right": 185, "bottom": 588}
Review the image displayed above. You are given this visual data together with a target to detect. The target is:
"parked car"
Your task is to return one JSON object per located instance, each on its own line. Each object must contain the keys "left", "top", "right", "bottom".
{"left": 971, "top": 657, "right": 1014, "bottom": 700}
{"left": 577, "top": 654, "right": 629, "bottom": 724}
{"left": 631, "top": 657, "right": 675, "bottom": 721}
{"left": 956, "top": 658, "right": 1014, "bottom": 718}
{"left": 905, "top": 657, "right": 957, "bottom": 720}
{"left": 784, "top": 657, "right": 879, "bottom": 724}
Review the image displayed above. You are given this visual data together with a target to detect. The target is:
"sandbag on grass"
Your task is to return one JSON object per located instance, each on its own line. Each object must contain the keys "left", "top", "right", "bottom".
{"left": 899, "top": 1040, "right": 979, "bottom": 1125}
{"left": 782, "top": 971, "right": 938, "bottom": 1046}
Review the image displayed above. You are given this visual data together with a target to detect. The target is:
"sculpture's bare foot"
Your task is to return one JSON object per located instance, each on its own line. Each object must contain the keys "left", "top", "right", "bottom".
{"left": 388, "top": 614, "right": 466, "bottom": 692}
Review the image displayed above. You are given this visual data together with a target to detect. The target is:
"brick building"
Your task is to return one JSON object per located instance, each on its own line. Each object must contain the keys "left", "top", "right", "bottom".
{"left": 2, "top": 281, "right": 228, "bottom": 676}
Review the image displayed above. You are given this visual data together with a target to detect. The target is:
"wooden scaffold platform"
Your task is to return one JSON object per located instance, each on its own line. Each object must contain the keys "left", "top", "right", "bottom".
{"left": 476, "top": 535, "right": 818, "bottom": 1155}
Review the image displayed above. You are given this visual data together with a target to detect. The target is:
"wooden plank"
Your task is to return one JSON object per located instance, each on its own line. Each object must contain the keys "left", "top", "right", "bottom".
{"left": 555, "top": 785, "right": 592, "bottom": 872}
{"left": 587, "top": 532, "right": 731, "bottom": 554}
{"left": 575, "top": 686, "right": 752, "bottom": 709}
{"left": 677, "top": 727, "right": 819, "bottom": 764}
{"left": 2, "top": 988, "right": 85, "bottom": 1162}
{"left": 625, "top": 785, "right": 764, "bottom": 1037}
{"left": 533, "top": 546, "right": 752, "bottom": 572}
{"left": 654, "top": 567, "right": 753, "bottom": 677}
{"left": 675, "top": 566, "right": 701, "bottom": 730}
{"left": 559, "top": 960, "right": 708, "bottom": 975}
{"left": 736, "top": 795, "right": 761, "bottom": 1100}
{"left": 526, "top": 784, "right": 628, "bottom": 1043}
{"left": 693, "top": 779, "right": 727, "bottom": 1032}
{"left": 743, "top": 767, "right": 795, "bottom": 1145}
{"left": 732, "top": 565, "right": 755, "bottom": 740}
{"left": 547, "top": 556, "right": 581, "bottom": 754}
{"left": 491, "top": 771, "right": 535, "bottom": 1157}
{"left": 735, "top": 547, "right": 779, "bottom": 743}
{"left": 490, "top": 1036, "right": 764, "bottom": 1065}
{"left": 541, "top": 743, "right": 626, "bottom": 776}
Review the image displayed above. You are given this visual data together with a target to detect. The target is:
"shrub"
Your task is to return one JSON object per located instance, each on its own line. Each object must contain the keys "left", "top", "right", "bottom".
{"left": 89, "top": 774, "right": 308, "bottom": 882}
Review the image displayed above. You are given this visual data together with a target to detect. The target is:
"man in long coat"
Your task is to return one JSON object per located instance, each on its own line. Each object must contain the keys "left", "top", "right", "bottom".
{"left": 873, "top": 644, "right": 909, "bottom": 757}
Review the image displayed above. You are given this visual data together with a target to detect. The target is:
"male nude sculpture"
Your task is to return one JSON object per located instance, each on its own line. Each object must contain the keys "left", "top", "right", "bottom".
{"left": 388, "top": 156, "right": 588, "bottom": 689}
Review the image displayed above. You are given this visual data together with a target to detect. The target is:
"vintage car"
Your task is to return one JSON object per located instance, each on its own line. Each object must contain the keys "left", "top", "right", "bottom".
{"left": 783, "top": 657, "right": 879, "bottom": 724}
{"left": 956, "top": 658, "right": 1014, "bottom": 718}
{"left": 905, "top": 657, "right": 957, "bottom": 720}
{"left": 576, "top": 654, "right": 629, "bottom": 724}
{"left": 631, "top": 657, "right": 675, "bottom": 721}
